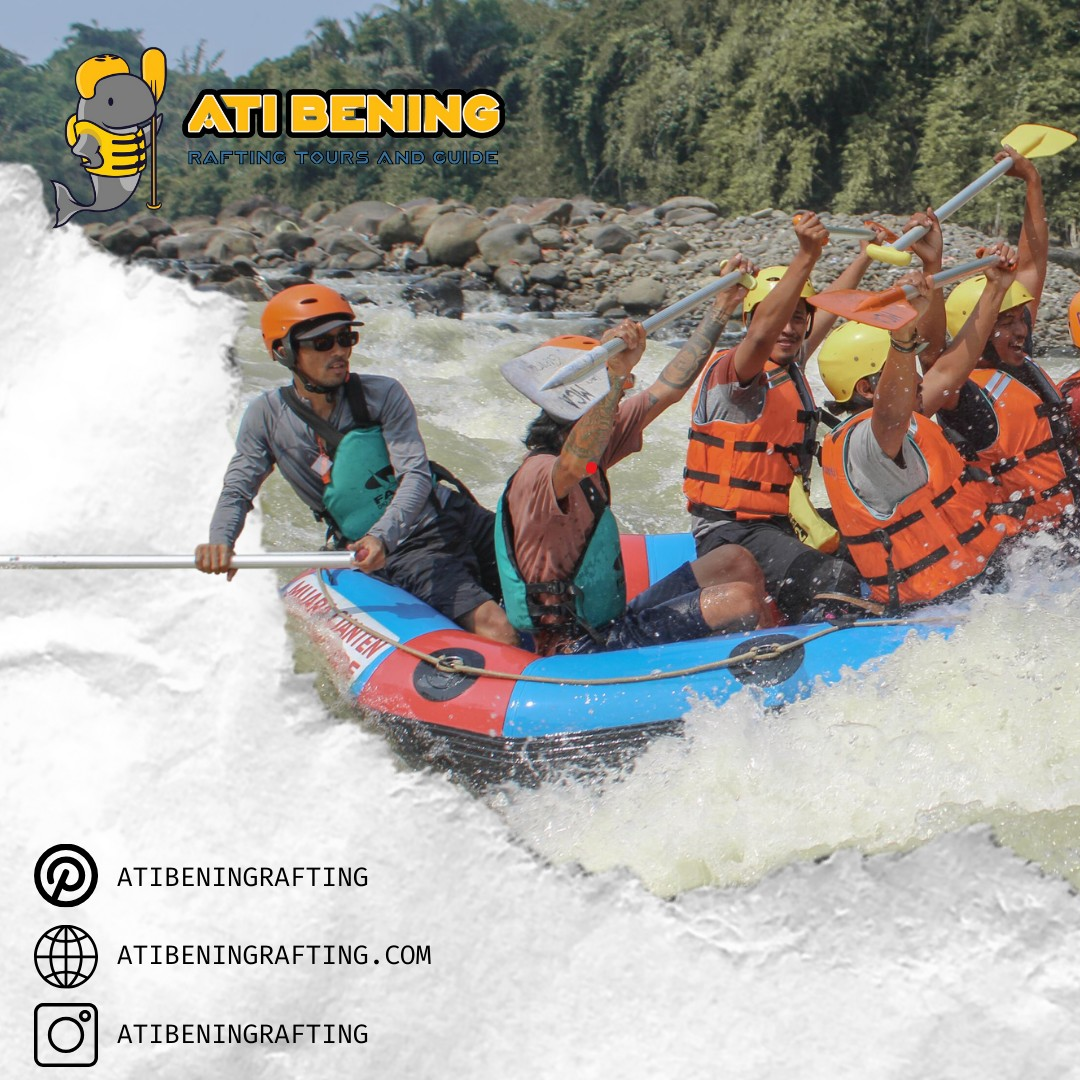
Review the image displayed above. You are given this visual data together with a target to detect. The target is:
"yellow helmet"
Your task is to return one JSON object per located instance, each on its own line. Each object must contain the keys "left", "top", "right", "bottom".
{"left": 817, "top": 321, "right": 891, "bottom": 403}
{"left": 944, "top": 275, "right": 1035, "bottom": 338}
{"left": 75, "top": 54, "right": 130, "bottom": 99}
{"left": 743, "top": 265, "right": 816, "bottom": 316}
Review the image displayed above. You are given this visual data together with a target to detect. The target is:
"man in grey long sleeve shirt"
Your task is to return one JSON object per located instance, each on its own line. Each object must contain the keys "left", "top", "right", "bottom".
{"left": 196, "top": 283, "right": 517, "bottom": 646}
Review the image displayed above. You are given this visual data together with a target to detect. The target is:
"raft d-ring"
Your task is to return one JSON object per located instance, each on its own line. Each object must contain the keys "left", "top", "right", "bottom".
{"left": 413, "top": 648, "right": 486, "bottom": 702}
{"left": 726, "top": 634, "right": 806, "bottom": 687}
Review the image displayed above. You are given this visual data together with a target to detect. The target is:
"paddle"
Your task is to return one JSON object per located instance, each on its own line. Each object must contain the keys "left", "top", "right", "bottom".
{"left": 1, "top": 553, "right": 360, "bottom": 571}
{"left": 791, "top": 214, "right": 898, "bottom": 244}
{"left": 501, "top": 270, "right": 754, "bottom": 422}
{"left": 865, "top": 123, "right": 1076, "bottom": 266}
{"left": 141, "top": 48, "right": 166, "bottom": 211}
{"left": 807, "top": 253, "right": 1001, "bottom": 330}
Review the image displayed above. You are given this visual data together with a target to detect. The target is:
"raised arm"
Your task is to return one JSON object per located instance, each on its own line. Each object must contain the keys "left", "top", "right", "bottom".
{"left": 923, "top": 244, "right": 1018, "bottom": 416}
{"left": 642, "top": 254, "right": 756, "bottom": 422}
{"left": 996, "top": 144, "right": 1047, "bottom": 318}
{"left": 733, "top": 212, "right": 827, "bottom": 382}
{"left": 902, "top": 208, "right": 947, "bottom": 365}
{"left": 870, "top": 272, "right": 933, "bottom": 460}
{"left": 551, "top": 319, "right": 646, "bottom": 501}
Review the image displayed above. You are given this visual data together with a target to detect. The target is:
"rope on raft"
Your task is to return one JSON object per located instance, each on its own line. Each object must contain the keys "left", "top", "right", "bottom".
{"left": 308, "top": 571, "right": 929, "bottom": 687}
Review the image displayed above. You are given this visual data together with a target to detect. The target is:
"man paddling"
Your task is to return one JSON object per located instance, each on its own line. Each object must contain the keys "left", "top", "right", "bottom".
{"left": 196, "top": 283, "right": 517, "bottom": 646}
{"left": 497, "top": 273, "right": 774, "bottom": 656}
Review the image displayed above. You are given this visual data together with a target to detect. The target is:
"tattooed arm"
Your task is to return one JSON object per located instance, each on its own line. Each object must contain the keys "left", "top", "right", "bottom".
{"left": 642, "top": 254, "right": 755, "bottom": 423}
{"left": 551, "top": 320, "right": 645, "bottom": 501}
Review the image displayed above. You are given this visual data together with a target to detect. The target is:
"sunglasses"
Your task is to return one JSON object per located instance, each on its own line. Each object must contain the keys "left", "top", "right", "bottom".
{"left": 302, "top": 329, "right": 359, "bottom": 352}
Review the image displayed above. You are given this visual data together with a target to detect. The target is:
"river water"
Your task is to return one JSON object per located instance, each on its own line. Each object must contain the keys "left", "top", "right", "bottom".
{"left": 2, "top": 163, "right": 1079, "bottom": 1078}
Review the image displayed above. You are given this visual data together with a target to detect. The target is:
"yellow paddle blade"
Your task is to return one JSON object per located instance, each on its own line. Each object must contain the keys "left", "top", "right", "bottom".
{"left": 1001, "top": 123, "right": 1076, "bottom": 158}
{"left": 141, "top": 48, "right": 167, "bottom": 100}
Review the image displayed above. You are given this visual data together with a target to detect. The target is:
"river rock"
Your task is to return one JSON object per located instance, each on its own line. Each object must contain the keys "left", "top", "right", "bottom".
{"left": 477, "top": 223, "right": 541, "bottom": 267}
{"left": 528, "top": 262, "right": 568, "bottom": 288}
{"left": 423, "top": 212, "right": 486, "bottom": 266}
{"left": 658, "top": 195, "right": 720, "bottom": 216}
{"left": 321, "top": 200, "right": 400, "bottom": 235}
{"left": 204, "top": 228, "right": 259, "bottom": 261}
{"left": 402, "top": 275, "right": 465, "bottom": 319}
{"left": 521, "top": 199, "right": 574, "bottom": 226}
{"left": 494, "top": 265, "right": 527, "bottom": 295}
{"left": 98, "top": 222, "right": 151, "bottom": 257}
{"left": 377, "top": 211, "right": 414, "bottom": 249}
{"left": 584, "top": 223, "right": 635, "bottom": 254}
{"left": 617, "top": 277, "right": 667, "bottom": 313}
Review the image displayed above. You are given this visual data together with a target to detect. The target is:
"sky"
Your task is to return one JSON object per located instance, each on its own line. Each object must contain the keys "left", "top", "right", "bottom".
{"left": 3, "top": 1, "right": 385, "bottom": 76}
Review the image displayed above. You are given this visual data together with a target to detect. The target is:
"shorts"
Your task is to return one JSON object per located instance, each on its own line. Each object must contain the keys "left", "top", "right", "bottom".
{"left": 694, "top": 514, "right": 860, "bottom": 622}
{"left": 568, "top": 562, "right": 710, "bottom": 654}
{"left": 382, "top": 490, "right": 501, "bottom": 622}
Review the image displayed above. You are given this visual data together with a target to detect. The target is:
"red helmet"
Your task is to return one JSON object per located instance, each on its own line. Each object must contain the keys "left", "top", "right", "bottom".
{"left": 260, "top": 284, "right": 357, "bottom": 364}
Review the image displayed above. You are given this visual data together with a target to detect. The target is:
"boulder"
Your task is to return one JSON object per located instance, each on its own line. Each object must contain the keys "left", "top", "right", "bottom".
{"left": 377, "top": 211, "right": 415, "bottom": 249}
{"left": 423, "top": 212, "right": 486, "bottom": 266}
{"left": 528, "top": 262, "right": 568, "bottom": 288}
{"left": 584, "top": 223, "right": 635, "bottom": 254}
{"left": 657, "top": 196, "right": 720, "bottom": 216}
{"left": 617, "top": 277, "right": 667, "bottom": 313}
{"left": 205, "top": 228, "right": 259, "bottom": 262}
{"left": 522, "top": 198, "right": 574, "bottom": 226}
{"left": 494, "top": 265, "right": 527, "bottom": 295}
{"left": 402, "top": 275, "right": 465, "bottom": 319}
{"left": 320, "top": 200, "right": 400, "bottom": 235}
{"left": 477, "top": 223, "right": 542, "bottom": 267}
{"left": 98, "top": 222, "right": 151, "bottom": 257}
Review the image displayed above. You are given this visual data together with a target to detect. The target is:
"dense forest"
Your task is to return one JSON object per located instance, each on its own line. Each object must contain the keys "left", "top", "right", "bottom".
{"left": 3, "top": 0, "right": 1080, "bottom": 236}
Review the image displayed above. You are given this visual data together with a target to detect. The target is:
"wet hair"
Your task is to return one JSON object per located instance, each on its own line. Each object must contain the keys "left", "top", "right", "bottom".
{"left": 524, "top": 410, "right": 573, "bottom": 453}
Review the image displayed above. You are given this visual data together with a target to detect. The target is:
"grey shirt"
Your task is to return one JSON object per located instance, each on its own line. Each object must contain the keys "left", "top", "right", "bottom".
{"left": 843, "top": 418, "right": 929, "bottom": 519}
{"left": 209, "top": 374, "right": 438, "bottom": 553}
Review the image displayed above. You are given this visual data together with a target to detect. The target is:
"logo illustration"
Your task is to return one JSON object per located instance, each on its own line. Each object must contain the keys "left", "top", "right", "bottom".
{"left": 35, "top": 926, "right": 98, "bottom": 988}
{"left": 35, "top": 845, "right": 99, "bottom": 907}
{"left": 52, "top": 48, "right": 166, "bottom": 228}
{"left": 34, "top": 1003, "right": 98, "bottom": 1067}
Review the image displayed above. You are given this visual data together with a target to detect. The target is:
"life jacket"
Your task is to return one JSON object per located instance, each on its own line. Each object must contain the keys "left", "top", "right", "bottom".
{"left": 279, "top": 375, "right": 470, "bottom": 544}
{"left": 942, "top": 369, "right": 1073, "bottom": 530}
{"left": 820, "top": 413, "right": 1010, "bottom": 611}
{"left": 685, "top": 352, "right": 818, "bottom": 520}
{"left": 495, "top": 463, "right": 625, "bottom": 643}
{"left": 1060, "top": 370, "right": 1080, "bottom": 439}
{"left": 66, "top": 117, "right": 147, "bottom": 176}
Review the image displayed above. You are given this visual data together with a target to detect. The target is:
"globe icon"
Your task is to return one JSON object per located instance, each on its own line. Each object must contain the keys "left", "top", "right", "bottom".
{"left": 34, "top": 925, "right": 98, "bottom": 988}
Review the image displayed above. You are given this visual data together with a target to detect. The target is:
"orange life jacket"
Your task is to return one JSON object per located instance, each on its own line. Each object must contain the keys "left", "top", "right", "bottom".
{"left": 1060, "top": 369, "right": 1080, "bottom": 440}
{"left": 684, "top": 352, "right": 817, "bottom": 520}
{"left": 951, "top": 369, "right": 1073, "bottom": 530}
{"left": 820, "top": 413, "right": 1010, "bottom": 610}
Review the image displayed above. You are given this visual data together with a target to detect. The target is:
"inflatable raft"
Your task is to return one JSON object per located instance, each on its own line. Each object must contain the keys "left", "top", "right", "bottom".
{"left": 283, "top": 534, "right": 955, "bottom": 787}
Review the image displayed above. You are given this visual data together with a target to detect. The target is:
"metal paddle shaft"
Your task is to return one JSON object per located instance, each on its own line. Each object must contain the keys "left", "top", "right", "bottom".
{"left": 0, "top": 553, "right": 360, "bottom": 570}
{"left": 540, "top": 269, "right": 753, "bottom": 390}
{"left": 867, "top": 123, "right": 1076, "bottom": 266}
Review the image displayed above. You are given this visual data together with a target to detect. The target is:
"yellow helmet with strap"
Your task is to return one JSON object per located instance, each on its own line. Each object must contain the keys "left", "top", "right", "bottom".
{"left": 944, "top": 275, "right": 1035, "bottom": 338}
{"left": 743, "top": 265, "right": 816, "bottom": 317}
{"left": 75, "top": 54, "right": 130, "bottom": 99}
{"left": 817, "top": 321, "right": 891, "bottom": 404}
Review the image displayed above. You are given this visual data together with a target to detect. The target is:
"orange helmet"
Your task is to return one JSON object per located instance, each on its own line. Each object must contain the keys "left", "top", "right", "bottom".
{"left": 260, "top": 284, "right": 358, "bottom": 367}
{"left": 1069, "top": 289, "right": 1080, "bottom": 350}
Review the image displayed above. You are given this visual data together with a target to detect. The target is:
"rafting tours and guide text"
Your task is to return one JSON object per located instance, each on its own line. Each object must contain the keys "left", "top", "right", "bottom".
{"left": 30, "top": 847, "right": 435, "bottom": 1065}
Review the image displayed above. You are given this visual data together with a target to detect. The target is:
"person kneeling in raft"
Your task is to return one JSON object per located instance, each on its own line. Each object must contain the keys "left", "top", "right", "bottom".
{"left": 196, "top": 283, "right": 517, "bottom": 646}
{"left": 818, "top": 246, "right": 1023, "bottom": 614}
{"left": 497, "top": 283, "right": 775, "bottom": 657}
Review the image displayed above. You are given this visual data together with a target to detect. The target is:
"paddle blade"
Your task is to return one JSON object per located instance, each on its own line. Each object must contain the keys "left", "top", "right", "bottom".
{"left": 1001, "top": 123, "right": 1075, "bottom": 158}
{"left": 500, "top": 337, "right": 614, "bottom": 423}
{"left": 141, "top": 48, "right": 166, "bottom": 99}
{"left": 808, "top": 290, "right": 918, "bottom": 330}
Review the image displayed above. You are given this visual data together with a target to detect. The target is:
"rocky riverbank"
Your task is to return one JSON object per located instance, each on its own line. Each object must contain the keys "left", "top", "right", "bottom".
{"left": 82, "top": 193, "right": 1080, "bottom": 356}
